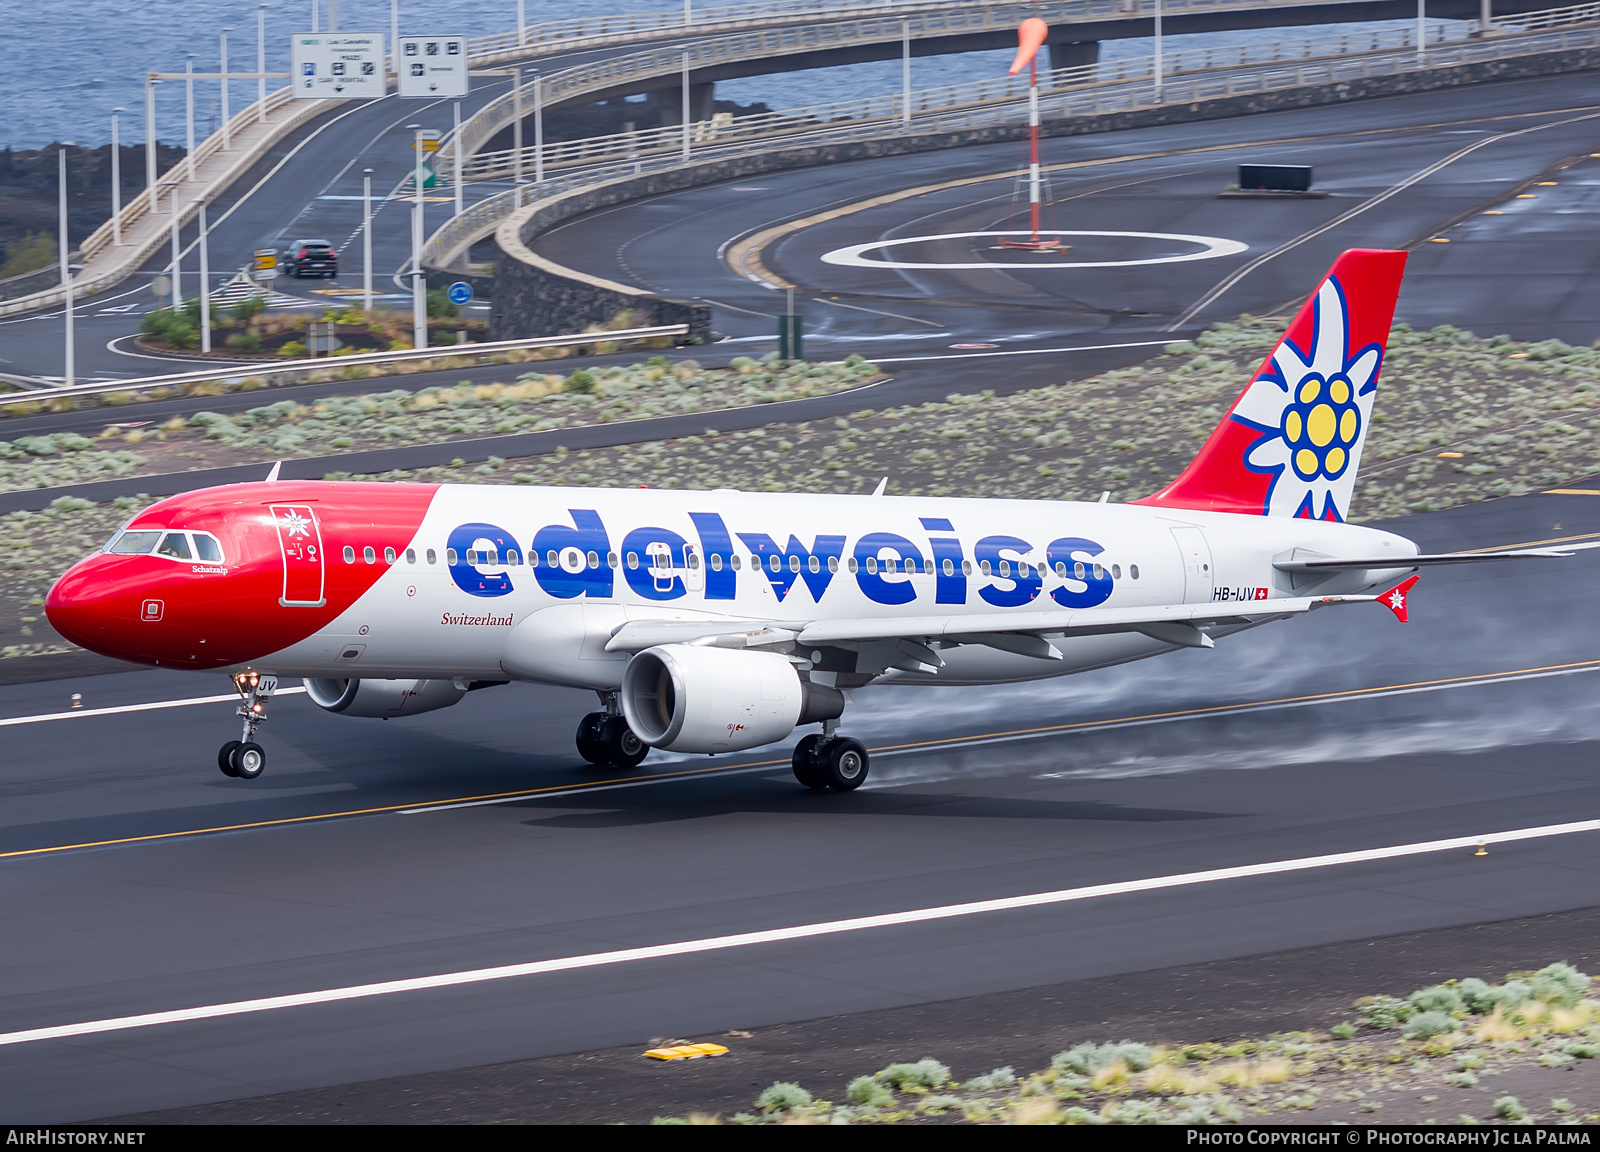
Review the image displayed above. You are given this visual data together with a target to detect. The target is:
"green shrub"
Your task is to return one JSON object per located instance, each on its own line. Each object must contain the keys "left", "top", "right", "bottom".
{"left": 1403, "top": 1011, "right": 1459, "bottom": 1040}
{"left": 1053, "top": 1042, "right": 1154, "bottom": 1074}
{"left": 1354, "top": 994, "right": 1416, "bottom": 1029}
{"left": 755, "top": 1082, "right": 812, "bottom": 1112}
{"left": 875, "top": 1058, "right": 950, "bottom": 1091}
{"left": 1456, "top": 978, "right": 1496, "bottom": 1013}
{"left": 963, "top": 1066, "right": 1016, "bottom": 1091}
{"left": 1, "top": 232, "right": 56, "bottom": 279}
{"left": 279, "top": 340, "right": 308, "bottom": 359}
{"left": 1567, "top": 1044, "right": 1598, "bottom": 1058}
{"left": 425, "top": 287, "right": 460, "bottom": 319}
{"left": 847, "top": 1076, "right": 893, "bottom": 1107}
{"left": 1409, "top": 985, "right": 1464, "bottom": 1014}
{"left": 1493, "top": 1096, "right": 1526, "bottom": 1121}
{"left": 226, "top": 329, "right": 262, "bottom": 353}
{"left": 1331, "top": 1022, "right": 1355, "bottom": 1040}
{"left": 1529, "top": 962, "right": 1589, "bottom": 1007}
{"left": 227, "top": 294, "right": 266, "bottom": 324}
{"left": 564, "top": 369, "right": 596, "bottom": 394}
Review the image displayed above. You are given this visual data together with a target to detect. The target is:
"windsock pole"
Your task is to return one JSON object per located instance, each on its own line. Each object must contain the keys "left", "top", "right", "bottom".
{"left": 999, "top": 18, "right": 1063, "bottom": 253}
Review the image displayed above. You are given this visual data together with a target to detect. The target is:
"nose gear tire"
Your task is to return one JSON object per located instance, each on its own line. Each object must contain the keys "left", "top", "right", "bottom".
{"left": 229, "top": 741, "right": 266, "bottom": 780}
{"left": 218, "top": 740, "right": 242, "bottom": 778}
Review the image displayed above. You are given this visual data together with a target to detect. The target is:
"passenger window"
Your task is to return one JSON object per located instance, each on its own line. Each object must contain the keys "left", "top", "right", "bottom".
{"left": 109, "top": 530, "right": 162, "bottom": 555}
{"left": 586, "top": 550, "right": 599, "bottom": 569}
{"left": 193, "top": 534, "right": 223, "bottom": 562}
{"left": 688, "top": 553, "right": 700, "bottom": 570}
{"left": 789, "top": 555, "right": 801, "bottom": 573}
{"left": 546, "top": 550, "right": 558, "bottom": 568}
{"left": 1130, "top": 564, "right": 1140, "bottom": 580}
{"left": 364, "top": 546, "right": 376, "bottom": 564}
{"left": 962, "top": 560, "right": 972, "bottom": 576}
{"left": 446, "top": 548, "right": 459, "bottom": 565}
{"left": 942, "top": 558, "right": 954, "bottom": 576}
{"left": 344, "top": 546, "right": 355, "bottom": 564}
{"left": 1112, "top": 564, "right": 1121, "bottom": 579}
{"left": 607, "top": 552, "right": 618, "bottom": 569}
{"left": 426, "top": 549, "right": 437, "bottom": 565}
{"left": 865, "top": 557, "right": 878, "bottom": 575}
{"left": 1074, "top": 561, "right": 1086, "bottom": 580}
{"left": 828, "top": 557, "right": 838, "bottom": 573}
{"left": 384, "top": 547, "right": 396, "bottom": 564}
{"left": 406, "top": 548, "right": 416, "bottom": 564}
{"left": 1093, "top": 563, "right": 1104, "bottom": 580}
{"left": 709, "top": 553, "right": 723, "bottom": 571}
{"left": 807, "top": 556, "right": 820, "bottom": 573}
{"left": 157, "top": 533, "right": 192, "bottom": 560}
{"left": 847, "top": 557, "right": 858, "bottom": 573}
{"left": 1055, "top": 562, "right": 1067, "bottom": 578}
{"left": 626, "top": 552, "right": 639, "bottom": 569}
{"left": 979, "top": 560, "right": 992, "bottom": 576}
{"left": 731, "top": 555, "right": 741, "bottom": 571}
{"left": 508, "top": 549, "right": 521, "bottom": 566}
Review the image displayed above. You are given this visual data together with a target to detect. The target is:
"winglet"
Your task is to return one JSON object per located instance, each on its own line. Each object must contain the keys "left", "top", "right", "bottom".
{"left": 265, "top": 460, "right": 282, "bottom": 483}
{"left": 871, "top": 476, "right": 888, "bottom": 497}
{"left": 1378, "top": 575, "right": 1419, "bottom": 622}
{"left": 1009, "top": 17, "right": 1049, "bottom": 74}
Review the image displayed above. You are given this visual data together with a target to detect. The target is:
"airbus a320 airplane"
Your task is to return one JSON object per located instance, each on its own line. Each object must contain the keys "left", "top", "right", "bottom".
{"left": 45, "top": 249, "right": 1589, "bottom": 788}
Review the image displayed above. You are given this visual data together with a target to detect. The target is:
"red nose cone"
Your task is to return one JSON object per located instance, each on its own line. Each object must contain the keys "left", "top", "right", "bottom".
{"left": 46, "top": 556, "right": 156, "bottom": 665}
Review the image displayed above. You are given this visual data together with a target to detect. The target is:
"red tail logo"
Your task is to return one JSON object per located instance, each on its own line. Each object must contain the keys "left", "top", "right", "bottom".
{"left": 1135, "top": 249, "right": 1408, "bottom": 522}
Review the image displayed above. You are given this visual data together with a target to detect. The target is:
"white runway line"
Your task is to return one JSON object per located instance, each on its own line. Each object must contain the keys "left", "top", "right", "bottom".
{"left": 2, "top": 817, "right": 1596, "bottom": 1048}
{"left": 0, "top": 687, "right": 306, "bottom": 728}
{"left": 871, "top": 338, "right": 1174, "bottom": 364}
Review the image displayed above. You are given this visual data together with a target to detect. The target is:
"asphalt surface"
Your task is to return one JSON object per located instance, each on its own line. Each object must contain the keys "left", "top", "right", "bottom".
{"left": 1, "top": 486, "right": 1598, "bottom": 1121}
{"left": 536, "top": 69, "right": 1600, "bottom": 349}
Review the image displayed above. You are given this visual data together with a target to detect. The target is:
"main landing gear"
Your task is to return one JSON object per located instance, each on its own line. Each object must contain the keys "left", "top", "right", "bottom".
{"left": 219, "top": 673, "right": 276, "bottom": 780}
{"left": 791, "top": 720, "right": 870, "bottom": 791}
{"left": 575, "top": 692, "right": 649, "bottom": 769}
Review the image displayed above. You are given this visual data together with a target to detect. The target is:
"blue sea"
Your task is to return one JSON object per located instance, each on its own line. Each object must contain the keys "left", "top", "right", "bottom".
{"left": 5, "top": 1, "right": 1463, "bottom": 150}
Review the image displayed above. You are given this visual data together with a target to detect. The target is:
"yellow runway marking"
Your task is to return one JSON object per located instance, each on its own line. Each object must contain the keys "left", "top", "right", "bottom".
{"left": 1546, "top": 489, "right": 1600, "bottom": 496}
{"left": 8, "top": 658, "right": 1600, "bottom": 862}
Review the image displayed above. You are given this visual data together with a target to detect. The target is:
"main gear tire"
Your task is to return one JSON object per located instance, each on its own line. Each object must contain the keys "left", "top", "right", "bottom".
{"left": 818, "top": 737, "right": 869, "bottom": 791}
{"left": 575, "top": 712, "right": 608, "bottom": 765}
{"left": 791, "top": 734, "right": 827, "bottom": 789}
{"left": 600, "top": 716, "right": 649, "bottom": 769}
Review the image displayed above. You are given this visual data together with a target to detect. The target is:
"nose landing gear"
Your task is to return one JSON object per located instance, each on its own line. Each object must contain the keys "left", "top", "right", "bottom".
{"left": 575, "top": 691, "right": 649, "bottom": 769}
{"left": 220, "top": 673, "right": 276, "bottom": 779}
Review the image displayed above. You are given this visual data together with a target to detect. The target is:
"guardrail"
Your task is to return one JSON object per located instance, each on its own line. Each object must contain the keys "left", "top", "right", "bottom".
{"left": 467, "top": 16, "right": 1479, "bottom": 178}
{"left": 425, "top": 12, "right": 1600, "bottom": 271}
{"left": 445, "top": 0, "right": 1392, "bottom": 171}
{"left": 0, "top": 326, "right": 688, "bottom": 410}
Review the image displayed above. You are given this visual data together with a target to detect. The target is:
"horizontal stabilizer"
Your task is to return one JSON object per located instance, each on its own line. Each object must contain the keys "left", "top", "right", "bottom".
{"left": 1273, "top": 542, "right": 1600, "bottom": 573}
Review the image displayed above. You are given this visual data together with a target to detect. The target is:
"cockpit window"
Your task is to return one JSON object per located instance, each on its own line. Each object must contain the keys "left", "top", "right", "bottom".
{"left": 108, "top": 530, "right": 162, "bottom": 555}
{"left": 193, "top": 534, "right": 223, "bottom": 562}
{"left": 157, "top": 533, "right": 192, "bottom": 560}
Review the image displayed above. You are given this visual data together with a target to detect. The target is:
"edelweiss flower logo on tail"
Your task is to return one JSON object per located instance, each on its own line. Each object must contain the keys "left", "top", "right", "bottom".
{"left": 1229, "top": 276, "right": 1383, "bottom": 521}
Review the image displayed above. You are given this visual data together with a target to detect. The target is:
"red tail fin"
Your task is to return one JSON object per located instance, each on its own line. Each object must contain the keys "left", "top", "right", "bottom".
{"left": 1134, "top": 249, "right": 1408, "bottom": 522}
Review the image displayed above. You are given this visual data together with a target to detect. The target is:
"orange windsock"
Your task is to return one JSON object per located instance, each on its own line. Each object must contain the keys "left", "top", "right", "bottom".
{"left": 1008, "top": 17, "right": 1049, "bottom": 75}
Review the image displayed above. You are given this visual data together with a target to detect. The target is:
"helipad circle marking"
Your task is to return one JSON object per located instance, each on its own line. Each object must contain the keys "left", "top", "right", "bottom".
{"left": 820, "top": 230, "right": 1248, "bottom": 270}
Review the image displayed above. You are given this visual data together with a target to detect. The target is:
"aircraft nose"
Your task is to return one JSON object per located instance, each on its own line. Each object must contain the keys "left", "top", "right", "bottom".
{"left": 45, "top": 556, "right": 152, "bottom": 661}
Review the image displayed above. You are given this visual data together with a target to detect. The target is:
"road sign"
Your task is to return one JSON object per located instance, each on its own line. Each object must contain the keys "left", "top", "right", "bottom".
{"left": 446, "top": 282, "right": 473, "bottom": 306}
{"left": 150, "top": 273, "right": 171, "bottom": 299}
{"left": 253, "top": 249, "right": 277, "bottom": 270}
{"left": 397, "top": 35, "right": 468, "bottom": 98}
{"left": 254, "top": 266, "right": 279, "bottom": 281}
{"left": 291, "top": 34, "right": 385, "bottom": 100}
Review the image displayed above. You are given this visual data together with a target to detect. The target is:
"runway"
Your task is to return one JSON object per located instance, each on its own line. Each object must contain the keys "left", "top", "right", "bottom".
{"left": 1, "top": 486, "right": 1598, "bottom": 1120}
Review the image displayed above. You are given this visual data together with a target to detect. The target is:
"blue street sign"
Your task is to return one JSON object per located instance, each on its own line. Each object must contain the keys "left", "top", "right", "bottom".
{"left": 446, "top": 281, "right": 473, "bottom": 306}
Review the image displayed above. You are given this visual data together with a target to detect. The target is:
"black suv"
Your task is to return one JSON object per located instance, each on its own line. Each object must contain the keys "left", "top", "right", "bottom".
{"left": 288, "top": 239, "right": 338, "bottom": 278}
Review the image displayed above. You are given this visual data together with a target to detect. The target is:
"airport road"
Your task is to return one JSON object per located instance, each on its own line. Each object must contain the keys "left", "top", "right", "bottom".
{"left": 535, "top": 70, "right": 1600, "bottom": 350}
{"left": 0, "top": 486, "right": 1596, "bottom": 1120}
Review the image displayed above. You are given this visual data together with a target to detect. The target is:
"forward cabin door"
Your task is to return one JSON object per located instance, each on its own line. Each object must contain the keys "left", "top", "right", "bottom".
{"left": 1170, "top": 526, "right": 1214, "bottom": 603}
{"left": 270, "top": 504, "right": 327, "bottom": 607}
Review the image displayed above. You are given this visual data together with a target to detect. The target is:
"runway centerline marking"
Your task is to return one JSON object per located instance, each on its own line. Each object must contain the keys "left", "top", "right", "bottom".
{"left": 4, "top": 659, "right": 1598, "bottom": 860}
{"left": 2, "top": 816, "right": 1596, "bottom": 1049}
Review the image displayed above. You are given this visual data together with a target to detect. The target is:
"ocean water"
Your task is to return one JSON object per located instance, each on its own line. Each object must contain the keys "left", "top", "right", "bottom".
{"left": 4, "top": 1, "right": 1462, "bottom": 150}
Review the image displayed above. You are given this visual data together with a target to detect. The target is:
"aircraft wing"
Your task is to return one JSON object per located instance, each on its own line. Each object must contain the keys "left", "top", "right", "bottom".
{"left": 1273, "top": 542, "right": 1600, "bottom": 573}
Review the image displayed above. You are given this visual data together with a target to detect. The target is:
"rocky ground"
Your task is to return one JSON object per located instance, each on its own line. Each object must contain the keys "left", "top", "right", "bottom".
{"left": 664, "top": 964, "right": 1600, "bottom": 1125}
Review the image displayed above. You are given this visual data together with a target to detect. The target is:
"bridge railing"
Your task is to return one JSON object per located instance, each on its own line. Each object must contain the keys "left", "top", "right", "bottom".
{"left": 444, "top": 0, "right": 1390, "bottom": 170}
{"left": 464, "top": 17, "right": 1480, "bottom": 178}
{"left": 423, "top": 15, "right": 1600, "bottom": 270}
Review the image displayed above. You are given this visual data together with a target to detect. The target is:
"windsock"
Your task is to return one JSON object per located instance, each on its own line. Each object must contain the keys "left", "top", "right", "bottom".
{"left": 1009, "top": 17, "right": 1049, "bottom": 75}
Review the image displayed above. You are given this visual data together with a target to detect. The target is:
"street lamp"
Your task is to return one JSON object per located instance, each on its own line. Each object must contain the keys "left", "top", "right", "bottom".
{"left": 220, "top": 27, "right": 233, "bottom": 150}
{"left": 111, "top": 108, "right": 125, "bottom": 246}
{"left": 258, "top": 5, "right": 270, "bottom": 124}
{"left": 58, "top": 144, "right": 75, "bottom": 388}
{"left": 408, "top": 124, "right": 427, "bottom": 350}
{"left": 145, "top": 76, "right": 161, "bottom": 215}
{"left": 363, "top": 167, "right": 374, "bottom": 313}
{"left": 198, "top": 196, "right": 212, "bottom": 354}
{"left": 185, "top": 53, "right": 198, "bottom": 182}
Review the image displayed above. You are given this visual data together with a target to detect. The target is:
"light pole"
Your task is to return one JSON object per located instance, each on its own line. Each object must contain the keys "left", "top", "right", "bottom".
{"left": 258, "top": 5, "right": 269, "bottom": 124}
{"left": 409, "top": 124, "right": 427, "bottom": 350}
{"left": 1417, "top": 0, "right": 1426, "bottom": 64}
{"left": 170, "top": 190, "right": 182, "bottom": 308}
{"left": 111, "top": 108, "right": 125, "bottom": 245}
{"left": 311, "top": 0, "right": 319, "bottom": 34}
{"left": 453, "top": 100, "right": 465, "bottom": 216}
{"left": 58, "top": 144, "right": 75, "bottom": 388}
{"left": 362, "top": 167, "right": 373, "bottom": 313}
{"left": 901, "top": 19, "right": 910, "bottom": 128}
{"left": 513, "top": 75, "right": 524, "bottom": 208}
{"left": 1154, "top": 0, "right": 1164, "bottom": 103}
{"left": 532, "top": 73, "right": 543, "bottom": 186}
{"left": 680, "top": 51, "right": 690, "bottom": 162}
{"left": 518, "top": 0, "right": 526, "bottom": 47}
{"left": 220, "top": 28, "right": 233, "bottom": 150}
{"left": 390, "top": 1, "right": 399, "bottom": 76}
{"left": 185, "top": 54, "right": 198, "bottom": 181}
{"left": 198, "top": 196, "right": 212, "bottom": 354}
{"left": 328, "top": 0, "right": 338, "bottom": 32}
{"left": 1481, "top": 0, "right": 1493, "bottom": 34}
{"left": 145, "top": 76, "right": 160, "bottom": 215}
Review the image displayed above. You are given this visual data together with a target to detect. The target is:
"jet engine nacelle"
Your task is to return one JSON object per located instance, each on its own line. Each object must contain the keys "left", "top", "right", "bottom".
{"left": 303, "top": 677, "right": 469, "bottom": 718}
{"left": 621, "top": 644, "right": 845, "bottom": 754}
